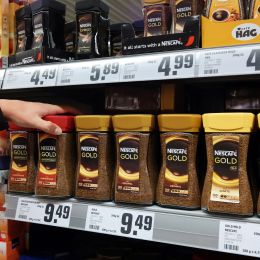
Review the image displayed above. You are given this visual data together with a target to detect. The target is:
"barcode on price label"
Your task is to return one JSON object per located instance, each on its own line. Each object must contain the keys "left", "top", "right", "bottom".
{"left": 204, "top": 69, "right": 218, "bottom": 75}
{"left": 224, "top": 244, "right": 239, "bottom": 251}
{"left": 89, "top": 224, "right": 100, "bottom": 230}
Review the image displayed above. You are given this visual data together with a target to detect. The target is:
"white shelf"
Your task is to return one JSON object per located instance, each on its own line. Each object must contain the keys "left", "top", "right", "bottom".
{"left": 1, "top": 44, "right": 260, "bottom": 90}
{"left": 4, "top": 194, "right": 260, "bottom": 257}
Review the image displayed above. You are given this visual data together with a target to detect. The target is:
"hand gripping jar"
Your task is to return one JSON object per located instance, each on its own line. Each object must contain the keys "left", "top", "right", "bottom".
{"left": 75, "top": 115, "right": 114, "bottom": 201}
{"left": 35, "top": 116, "right": 76, "bottom": 198}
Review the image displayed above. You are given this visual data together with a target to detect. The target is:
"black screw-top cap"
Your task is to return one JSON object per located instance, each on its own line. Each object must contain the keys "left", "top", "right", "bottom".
{"left": 16, "top": 5, "right": 32, "bottom": 20}
{"left": 31, "top": 0, "right": 66, "bottom": 16}
{"left": 121, "top": 24, "right": 136, "bottom": 40}
{"left": 75, "top": 0, "right": 109, "bottom": 18}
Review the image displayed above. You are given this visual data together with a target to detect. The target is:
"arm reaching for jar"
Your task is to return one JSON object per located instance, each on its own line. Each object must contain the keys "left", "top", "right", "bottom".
{"left": 0, "top": 99, "right": 79, "bottom": 135}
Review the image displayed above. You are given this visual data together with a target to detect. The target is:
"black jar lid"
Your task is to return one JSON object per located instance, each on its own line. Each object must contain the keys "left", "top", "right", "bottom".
{"left": 75, "top": 0, "right": 109, "bottom": 18}
{"left": 31, "top": 0, "right": 66, "bottom": 16}
{"left": 16, "top": 5, "right": 32, "bottom": 20}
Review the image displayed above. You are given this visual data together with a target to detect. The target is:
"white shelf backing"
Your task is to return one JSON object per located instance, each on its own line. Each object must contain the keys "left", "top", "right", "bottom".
{"left": 5, "top": 194, "right": 260, "bottom": 257}
{"left": 2, "top": 44, "right": 260, "bottom": 90}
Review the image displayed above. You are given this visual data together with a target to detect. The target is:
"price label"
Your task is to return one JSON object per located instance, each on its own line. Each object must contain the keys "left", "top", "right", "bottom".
{"left": 57, "top": 60, "right": 120, "bottom": 86}
{"left": 15, "top": 198, "right": 72, "bottom": 228}
{"left": 120, "top": 52, "right": 197, "bottom": 82}
{"left": 199, "top": 46, "right": 260, "bottom": 77}
{"left": 219, "top": 220, "right": 260, "bottom": 257}
{"left": 0, "top": 70, "right": 5, "bottom": 89}
{"left": 85, "top": 206, "right": 154, "bottom": 240}
{"left": 3, "top": 65, "right": 58, "bottom": 90}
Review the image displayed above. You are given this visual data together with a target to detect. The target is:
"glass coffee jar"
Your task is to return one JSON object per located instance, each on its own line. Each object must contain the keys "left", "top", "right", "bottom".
{"left": 202, "top": 113, "right": 255, "bottom": 216}
{"left": 8, "top": 123, "right": 37, "bottom": 194}
{"left": 75, "top": 115, "right": 114, "bottom": 201}
{"left": 156, "top": 114, "right": 201, "bottom": 209}
{"left": 35, "top": 116, "right": 76, "bottom": 198}
{"left": 113, "top": 115, "right": 158, "bottom": 205}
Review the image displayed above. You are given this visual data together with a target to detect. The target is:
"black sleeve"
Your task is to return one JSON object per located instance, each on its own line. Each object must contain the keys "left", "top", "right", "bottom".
{"left": 0, "top": 109, "right": 8, "bottom": 131}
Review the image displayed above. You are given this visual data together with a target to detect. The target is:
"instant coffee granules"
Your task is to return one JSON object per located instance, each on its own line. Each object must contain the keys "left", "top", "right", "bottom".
{"left": 15, "top": 5, "right": 33, "bottom": 53}
{"left": 204, "top": 0, "right": 246, "bottom": 21}
{"left": 113, "top": 115, "right": 158, "bottom": 205}
{"left": 143, "top": 0, "right": 172, "bottom": 37}
{"left": 35, "top": 116, "right": 76, "bottom": 198}
{"left": 156, "top": 114, "right": 201, "bottom": 209}
{"left": 75, "top": 0, "right": 109, "bottom": 59}
{"left": 202, "top": 113, "right": 255, "bottom": 216}
{"left": 75, "top": 115, "right": 113, "bottom": 201}
{"left": 31, "top": 0, "right": 65, "bottom": 49}
{"left": 8, "top": 123, "right": 37, "bottom": 194}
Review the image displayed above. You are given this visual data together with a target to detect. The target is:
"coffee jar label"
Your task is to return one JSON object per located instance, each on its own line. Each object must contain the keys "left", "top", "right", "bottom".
{"left": 145, "top": 6, "right": 164, "bottom": 36}
{"left": 117, "top": 134, "right": 140, "bottom": 193}
{"left": 175, "top": 0, "right": 193, "bottom": 32}
{"left": 78, "top": 133, "right": 99, "bottom": 190}
{"left": 32, "top": 13, "right": 44, "bottom": 48}
{"left": 210, "top": 135, "right": 240, "bottom": 204}
{"left": 77, "top": 13, "right": 92, "bottom": 54}
{"left": 37, "top": 134, "right": 57, "bottom": 188}
{"left": 208, "top": 1, "right": 242, "bottom": 22}
{"left": 10, "top": 132, "right": 28, "bottom": 184}
{"left": 163, "top": 135, "right": 189, "bottom": 196}
{"left": 16, "top": 20, "right": 27, "bottom": 52}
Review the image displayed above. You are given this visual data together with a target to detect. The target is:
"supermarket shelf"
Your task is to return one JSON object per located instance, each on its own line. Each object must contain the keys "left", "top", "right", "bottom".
{"left": 4, "top": 193, "right": 260, "bottom": 256}
{"left": 1, "top": 44, "right": 260, "bottom": 90}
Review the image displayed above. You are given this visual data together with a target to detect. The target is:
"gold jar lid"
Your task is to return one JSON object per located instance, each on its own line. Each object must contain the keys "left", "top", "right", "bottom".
{"left": 75, "top": 115, "right": 111, "bottom": 132}
{"left": 143, "top": 0, "right": 170, "bottom": 6}
{"left": 158, "top": 114, "right": 201, "bottom": 132}
{"left": 203, "top": 113, "right": 255, "bottom": 133}
{"left": 112, "top": 115, "right": 154, "bottom": 132}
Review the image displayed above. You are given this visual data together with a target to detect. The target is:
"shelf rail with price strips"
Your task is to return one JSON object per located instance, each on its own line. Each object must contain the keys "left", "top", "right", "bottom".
{"left": 2, "top": 44, "right": 260, "bottom": 90}
{"left": 4, "top": 193, "right": 260, "bottom": 257}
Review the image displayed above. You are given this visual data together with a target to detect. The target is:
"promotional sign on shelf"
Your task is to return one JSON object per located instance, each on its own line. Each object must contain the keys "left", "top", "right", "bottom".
{"left": 15, "top": 197, "right": 72, "bottom": 228}
{"left": 85, "top": 205, "right": 155, "bottom": 240}
{"left": 219, "top": 220, "right": 260, "bottom": 258}
{"left": 57, "top": 59, "right": 121, "bottom": 86}
{"left": 198, "top": 46, "right": 260, "bottom": 77}
{"left": 3, "top": 65, "right": 59, "bottom": 90}
{"left": 120, "top": 52, "right": 199, "bottom": 82}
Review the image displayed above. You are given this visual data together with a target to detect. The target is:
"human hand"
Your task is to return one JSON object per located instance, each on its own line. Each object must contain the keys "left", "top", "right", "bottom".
{"left": 0, "top": 99, "right": 80, "bottom": 135}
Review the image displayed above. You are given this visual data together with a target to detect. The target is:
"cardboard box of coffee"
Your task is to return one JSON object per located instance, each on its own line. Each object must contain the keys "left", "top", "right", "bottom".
{"left": 202, "top": 16, "right": 260, "bottom": 48}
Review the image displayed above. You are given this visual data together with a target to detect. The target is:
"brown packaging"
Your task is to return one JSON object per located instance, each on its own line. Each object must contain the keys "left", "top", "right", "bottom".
{"left": 156, "top": 114, "right": 201, "bottom": 209}
{"left": 74, "top": 115, "right": 114, "bottom": 201}
{"left": 172, "top": 0, "right": 204, "bottom": 33}
{"left": 113, "top": 115, "right": 158, "bottom": 205}
{"left": 202, "top": 113, "right": 255, "bottom": 216}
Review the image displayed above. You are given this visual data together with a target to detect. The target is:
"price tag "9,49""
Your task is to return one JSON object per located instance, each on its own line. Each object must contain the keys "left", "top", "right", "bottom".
{"left": 15, "top": 198, "right": 72, "bottom": 228}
